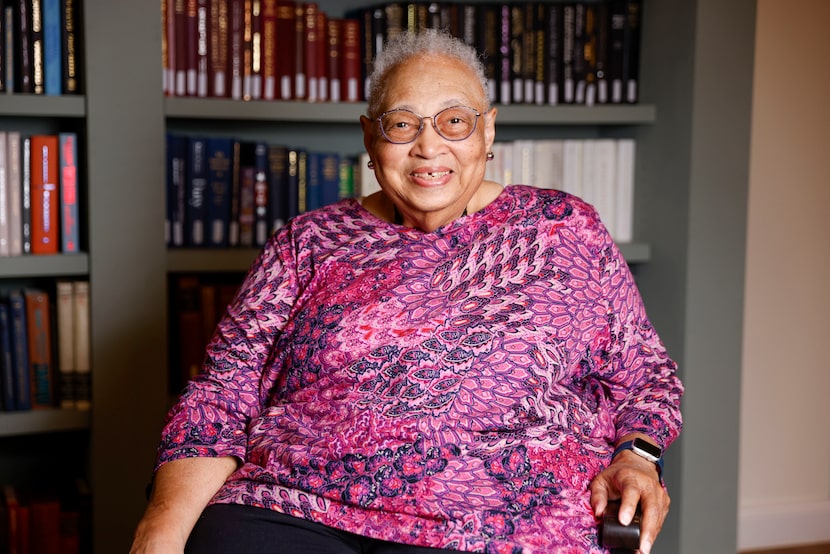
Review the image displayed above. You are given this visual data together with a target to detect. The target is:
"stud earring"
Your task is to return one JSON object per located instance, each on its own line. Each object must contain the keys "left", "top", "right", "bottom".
{"left": 486, "top": 151, "right": 494, "bottom": 161}
{"left": 367, "top": 160, "right": 375, "bottom": 170}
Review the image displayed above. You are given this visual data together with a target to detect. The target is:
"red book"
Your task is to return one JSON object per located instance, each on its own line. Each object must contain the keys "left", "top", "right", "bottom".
{"left": 302, "top": 3, "right": 323, "bottom": 102}
{"left": 196, "top": 0, "right": 209, "bottom": 97}
{"left": 292, "top": 2, "right": 305, "bottom": 99}
{"left": 208, "top": 0, "right": 229, "bottom": 97}
{"left": 340, "top": 18, "right": 361, "bottom": 102}
{"left": 25, "top": 288, "right": 54, "bottom": 408}
{"left": 30, "top": 134, "right": 59, "bottom": 254}
{"left": 315, "top": 9, "right": 328, "bottom": 102}
{"left": 261, "top": 0, "right": 277, "bottom": 99}
{"left": 174, "top": 0, "right": 187, "bottom": 96}
{"left": 186, "top": 0, "right": 199, "bottom": 96}
{"left": 326, "top": 18, "right": 341, "bottom": 102}
{"left": 242, "top": 0, "right": 254, "bottom": 100}
{"left": 60, "top": 132, "right": 80, "bottom": 253}
{"left": 274, "top": 0, "right": 296, "bottom": 99}
{"left": 249, "top": 0, "right": 263, "bottom": 100}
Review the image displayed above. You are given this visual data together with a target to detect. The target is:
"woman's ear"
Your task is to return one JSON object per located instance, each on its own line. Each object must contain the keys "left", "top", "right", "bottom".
{"left": 484, "top": 107, "right": 498, "bottom": 151}
{"left": 360, "top": 115, "right": 375, "bottom": 154}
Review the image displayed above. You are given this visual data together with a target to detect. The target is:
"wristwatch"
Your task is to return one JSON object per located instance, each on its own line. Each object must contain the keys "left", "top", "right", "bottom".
{"left": 612, "top": 438, "right": 664, "bottom": 477}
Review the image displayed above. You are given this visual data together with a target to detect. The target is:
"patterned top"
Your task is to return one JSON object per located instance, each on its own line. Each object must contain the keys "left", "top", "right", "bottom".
{"left": 158, "top": 185, "right": 683, "bottom": 554}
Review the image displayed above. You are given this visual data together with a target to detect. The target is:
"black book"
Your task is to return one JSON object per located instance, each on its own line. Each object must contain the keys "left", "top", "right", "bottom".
{"left": 16, "top": 0, "right": 33, "bottom": 93}
{"left": 61, "top": 0, "right": 82, "bottom": 94}
{"left": 622, "top": 0, "right": 642, "bottom": 103}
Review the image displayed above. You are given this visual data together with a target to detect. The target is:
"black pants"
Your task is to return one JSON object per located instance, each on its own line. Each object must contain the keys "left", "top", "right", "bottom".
{"left": 185, "top": 504, "right": 462, "bottom": 554}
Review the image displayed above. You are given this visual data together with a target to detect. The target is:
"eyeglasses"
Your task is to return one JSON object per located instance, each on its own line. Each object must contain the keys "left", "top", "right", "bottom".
{"left": 376, "top": 105, "right": 482, "bottom": 144}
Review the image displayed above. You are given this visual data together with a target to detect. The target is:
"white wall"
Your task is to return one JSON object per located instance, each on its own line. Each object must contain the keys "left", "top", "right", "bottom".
{"left": 739, "top": 0, "right": 830, "bottom": 549}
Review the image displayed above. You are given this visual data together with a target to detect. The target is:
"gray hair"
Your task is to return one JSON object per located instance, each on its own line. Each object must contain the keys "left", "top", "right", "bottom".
{"left": 365, "top": 29, "right": 490, "bottom": 118}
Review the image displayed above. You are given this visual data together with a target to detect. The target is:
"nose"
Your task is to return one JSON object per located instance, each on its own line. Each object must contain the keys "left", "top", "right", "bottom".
{"left": 411, "top": 116, "right": 447, "bottom": 156}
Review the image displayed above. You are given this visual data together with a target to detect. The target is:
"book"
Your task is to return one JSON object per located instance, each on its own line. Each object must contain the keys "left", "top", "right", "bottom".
{"left": 196, "top": 0, "right": 209, "bottom": 96}
{"left": 338, "top": 156, "right": 354, "bottom": 200}
{"left": 561, "top": 3, "right": 576, "bottom": 104}
{"left": 544, "top": 2, "right": 563, "bottom": 105}
{"left": 208, "top": 0, "right": 229, "bottom": 97}
{"left": 475, "top": 4, "right": 498, "bottom": 103}
{"left": 260, "top": 0, "right": 277, "bottom": 99}
{"left": 72, "top": 280, "right": 90, "bottom": 411}
{"left": 274, "top": 0, "right": 295, "bottom": 100}
{"left": 0, "top": 301, "right": 15, "bottom": 411}
{"left": 326, "top": 17, "right": 341, "bottom": 102}
{"left": 6, "top": 132, "right": 23, "bottom": 256}
{"left": 186, "top": 136, "right": 208, "bottom": 247}
{"left": 59, "top": 132, "right": 80, "bottom": 253}
{"left": 16, "top": 0, "right": 34, "bottom": 93}
{"left": 614, "top": 138, "right": 635, "bottom": 243}
{"left": 8, "top": 290, "right": 31, "bottom": 411}
{"left": 165, "top": 133, "right": 187, "bottom": 247}
{"left": 228, "top": 139, "right": 241, "bottom": 246}
{"left": 30, "top": 134, "right": 60, "bottom": 255}
{"left": 340, "top": 18, "right": 361, "bottom": 102}
{"left": 29, "top": 494, "right": 61, "bottom": 554}
{"left": 305, "top": 150, "right": 321, "bottom": 212}
{"left": 4, "top": 5, "right": 14, "bottom": 92}
{"left": 25, "top": 288, "right": 54, "bottom": 409}
{"left": 162, "top": 0, "right": 171, "bottom": 94}
{"left": 205, "top": 137, "right": 233, "bottom": 247}
{"left": 266, "top": 144, "right": 288, "bottom": 232}
{"left": 253, "top": 141, "right": 268, "bottom": 246}
{"left": 21, "top": 136, "right": 32, "bottom": 253}
{"left": 622, "top": 0, "right": 641, "bottom": 103}
{"left": 56, "top": 280, "right": 76, "bottom": 409}
{"left": 496, "top": 4, "right": 511, "bottom": 104}
{"left": 171, "top": 275, "right": 206, "bottom": 392}
{"left": 31, "top": 0, "right": 45, "bottom": 94}
{"left": 303, "top": 2, "right": 323, "bottom": 102}
{"left": 292, "top": 2, "right": 305, "bottom": 99}
{"left": 594, "top": 0, "right": 611, "bottom": 104}
{"left": 60, "top": 0, "right": 81, "bottom": 94}
{"left": 562, "top": 139, "right": 584, "bottom": 198}
{"left": 582, "top": 139, "right": 616, "bottom": 238}
{"left": 43, "top": 0, "right": 62, "bottom": 95}
{"left": 532, "top": 139, "right": 565, "bottom": 190}
{"left": 173, "top": 0, "right": 187, "bottom": 96}
{"left": 286, "top": 148, "right": 301, "bottom": 218}
{"left": 228, "top": 0, "right": 243, "bottom": 99}
{"left": 608, "top": 0, "right": 626, "bottom": 103}
{"left": 296, "top": 149, "right": 307, "bottom": 213}
{"left": 241, "top": 0, "right": 254, "bottom": 100}
{"left": 237, "top": 143, "right": 256, "bottom": 247}
{"left": 248, "top": 0, "right": 262, "bottom": 100}
{"left": 2, "top": 485, "right": 24, "bottom": 553}
{"left": 0, "top": 10, "right": 6, "bottom": 93}
{"left": 0, "top": 131, "right": 8, "bottom": 256}
{"left": 318, "top": 152, "right": 339, "bottom": 207}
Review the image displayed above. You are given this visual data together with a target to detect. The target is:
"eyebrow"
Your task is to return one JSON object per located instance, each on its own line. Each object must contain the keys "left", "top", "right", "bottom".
{"left": 383, "top": 100, "right": 476, "bottom": 114}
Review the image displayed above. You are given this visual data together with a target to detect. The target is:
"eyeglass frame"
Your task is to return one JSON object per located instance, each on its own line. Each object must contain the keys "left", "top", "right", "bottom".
{"left": 375, "top": 105, "right": 483, "bottom": 144}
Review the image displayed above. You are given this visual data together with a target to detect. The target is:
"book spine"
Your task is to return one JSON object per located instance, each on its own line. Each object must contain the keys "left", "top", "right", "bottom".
{"left": 173, "top": 275, "right": 206, "bottom": 391}
{"left": 0, "top": 131, "right": 7, "bottom": 256}
{"left": 205, "top": 137, "right": 232, "bottom": 247}
{"left": 497, "top": 4, "right": 511, "bottom": 105}
{"left": 6, "top": 133, "right": 22, "bottom": 256}
{"left": 608, "top": 0, "right": 625, "bottom": 103}
{"left": 56, "top": 279, "right": 75, "bottom": 409}
{"left": 319, "top": 151, "right": 340, "bottom": 207}
{"left": 59, "top": 132, "right": 79, "bottom": 253}
{"left": 623, "top": 0, "right": 641, "bottom": 103}
{"left": 18, "top": 0, "right": 33, "bottom": 93}
{"left": 166, "top": 134, "right": 187, "bottom": 247}
{"left": 173, "top": 0, "right": 187, "bottom": 96}
{"left": 21, "top": 136, "right": 32, "bottom": 253}
{"left": 253, "top": 141, "right": 268, "bottom": 246}
{"left": 286, "top": 148, "right": 300, "bottom": 219}
{"left": 266, "top": 144, "right": 288, "bottom": 233}
{"left": 30, "top": 134, "right": 59, "bottom": 255}
{"left": 326, "top": 17, "right": 340, "bottom": 103}
{"left": 249, "top": 0, "right": 262, "bottom": 99}
{"left": 475, "top": 5, "right": 498, "bottom": 104}
{"left": 187, "top": 137, "right": 208, "bottom": 247}
{"left": 274, "top": 0, "right": 295, "bottom": 100}
{"left": 0, "top": 302, "right": 15, "bottom": 411}
{"left": 260, "top": 0, "right": 276, "bottom": 99}
{"left": 509, "top": 4, "right": 524, "bottom": 104}
{"left": 228, "top": 0, "right": 243, "bottom": 99}
{"left": 293, "top": 2, "right": 305, "bottom": 99}
{"left": 162, "top": 0, "right": 170, "bottom": 94}
{"left": 0, "top": 10, "right": 6, "bottom": 93}
{"left": 241, "top": 0, "right": 253, "bottom": 99}
{"left": 42, "top": 0, "right": 61, "bottom": 95}
{"left": 196, "top": 0, "right": 209, "bottom": 96}
{"left": 31, "top": 0, "right": 44, "bottom": 94}
{"left": 228, "top": 140, "right": 241, "bottom": 245}
{"left": 303, "top": 2, "right": 321, "bottom": 102}
{"left": 545, "top": 3, "right": 562, "bottom": 106}
{"left": 340, "top": 18, "right": 361, "bottom": 102}
{"left": 594, "top": 0, "right": 611, "bottom": 104}
{"left": 208, "top": 0, "right": 229, "bottom": 97}
{"left": 185, "top": 0, "right": 198, "bottom": 95}
{"left": 8, "top": 290, "right": 31, "bottom": 410}
{"left": 338, "top": 156, "right": 353, "bottom": 200}
{"left": 25, "top": 288, "right": 54, "bottom": 408}
{"left": 72, "top": 280, "right": 90, "bottom": 410}
{"left": 237, "top": 142, "right": 256, "bottom": 247}
{"left": 305, "top": 151, "right": 321, "bottom": 212}
{"left": 561, "top": 3, "right": 576, "bottom": 104}
{"left": 4, "top": 6, "right": 15, "bottom": 92}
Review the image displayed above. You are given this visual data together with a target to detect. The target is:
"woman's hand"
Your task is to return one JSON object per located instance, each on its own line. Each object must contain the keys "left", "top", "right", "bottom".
{"left": 589, "top": 440, "right": 670, "bottom": 554}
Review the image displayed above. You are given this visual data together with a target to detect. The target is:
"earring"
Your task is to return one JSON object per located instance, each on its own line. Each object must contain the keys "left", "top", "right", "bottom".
{"left": 486, "top": 151, "right": 494, "bottom": 161}
{"left": 367, "top": 160, "right": 375, "bottom": 170}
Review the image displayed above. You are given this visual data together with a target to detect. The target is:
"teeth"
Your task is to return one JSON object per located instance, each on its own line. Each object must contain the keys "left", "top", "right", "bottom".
{"left": 413, "top": 171, "right": 450, "bottom": 178}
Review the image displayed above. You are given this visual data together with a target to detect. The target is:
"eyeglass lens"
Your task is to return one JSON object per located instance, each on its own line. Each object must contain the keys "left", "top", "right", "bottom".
{"left": 379, "top": 106, "right": 479, "bottom": 144}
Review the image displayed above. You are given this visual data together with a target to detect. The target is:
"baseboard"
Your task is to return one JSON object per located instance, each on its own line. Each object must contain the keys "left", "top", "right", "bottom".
{"left": 738, "top": 500, "right": 830, "bottom": 551}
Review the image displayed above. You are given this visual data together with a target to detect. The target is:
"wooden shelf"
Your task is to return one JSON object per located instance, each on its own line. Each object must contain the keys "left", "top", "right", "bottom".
{"left": 0, "top": 94, "right": 86, "bottom": 117}
{"left": 165, "top": 97, "right": 656, "bottom": 126}
{"left": 0, "top": 253, "right": 89, "bottom": 278}
{"left": 0, "top": 409, "right": 91, "bottom": 437}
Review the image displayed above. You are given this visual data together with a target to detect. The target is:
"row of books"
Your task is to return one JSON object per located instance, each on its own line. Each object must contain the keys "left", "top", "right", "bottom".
{"left": 162, "top": 0, "right": 642, "bottom": 106}
{"left": 484, "top": 137, "right": 636, "bottom": 243}
{"left": 0, "top": 131, "right": 81, "bottom": 257}
{"left": 0, "top": 280, "right": 90, "bottom": 412}
{"left": 0, "top": 0, "right": 83, "bottom": 95}
{"left": 1, "top": 480, "right": 91, "bottom": 554}
{"left": 166, "top": 133, "right": 363, "bottom": 249}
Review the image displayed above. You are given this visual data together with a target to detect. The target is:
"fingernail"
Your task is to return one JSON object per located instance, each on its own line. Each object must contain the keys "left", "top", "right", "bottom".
{"left": 640, "top": 539, "right": 652, "bottom": 554}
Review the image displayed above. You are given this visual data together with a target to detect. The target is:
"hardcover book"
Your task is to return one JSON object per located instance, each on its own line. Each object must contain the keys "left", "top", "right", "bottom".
{"left": 0, "top": 132, "right": 8, "bottom": 256}
{"left": 59, "top": 132, "right": 80, "bottom": 253}
{"left": 43, "top": 0, "right": 62, "bottom": 95}
{"left": 60, "top": 0, "right": 81, "bottom": 94}
{"left": 260, "top": 0, "right": 277, "bottom": 99}
{"left": 56, "top": 279, "right": 76, "bottom": 409}
{"left": 0, "top": 301, "right": 15, "bottom": 410}
{"left": 30, "top": 134, "right": 60, "bottom": 254}
{"left": 25, "top": 288, "right": 54, "bottom": 408}
{"left": 205, "top": 136, "right": 233, "bottom": 247}
{"left": 253, "top": 141, "right": 268, "bottom": 246}
{"left": 187, "top": 136, "right": 208, "bottom": 246}
{"left": 6, "top": 132, "right": 22, "bottom": 256}
{"left": 228, "top": 0, "right": 243, "bottom": 99}
{"left": 274, "top": 0, "right": 296, "bottom": 100}
{"left": 166, "top": 133, "right": 187, "bottom": 247}
{"left": 72, "top": 279, "right": 90, "bottom": 410}
{"left": 17, "top": 0, "right": 33, "bottom": 93}
{"left": 266, "top": 144, "right": 289, "bottom": 233}
{"left": 8, "top": 290, "right": 31, "bottom": 410}
{"left": 340, "top": 18, "right": 361, "bottom": 102}
{"left": 208, "top": 0, "right": 229, "bottom": 97}
{"left": 31, "top": 0, "right": 44, "bottom": 94}
{"left": 236, "top": 141, "right": 257, "bottom": 247}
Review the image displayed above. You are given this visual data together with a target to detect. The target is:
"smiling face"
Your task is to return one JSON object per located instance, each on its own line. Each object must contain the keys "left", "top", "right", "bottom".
{"left": 361, "top": 53, "right": 497, "bottom": 231}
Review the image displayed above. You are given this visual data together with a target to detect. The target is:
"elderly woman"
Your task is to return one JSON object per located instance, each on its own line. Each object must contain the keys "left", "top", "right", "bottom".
{"left": 131, "top": 30, "right": 682, "bottom": 554}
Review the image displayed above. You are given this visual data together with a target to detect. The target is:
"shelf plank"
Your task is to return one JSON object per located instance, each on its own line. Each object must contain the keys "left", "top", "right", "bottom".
{"left": 168, "top": 242, "right": 650, "bottom": 273}
{"left": 165, "top": 97, "right": 656, "bottom": 125}
{"left": 0, "top": 409, "right": 91, "bottom": 437}
{"left": 0, "top": 94, "right": 86, "bottom": 117}
{"left": 0, "top": 254, "right": 89, "bottom": 278}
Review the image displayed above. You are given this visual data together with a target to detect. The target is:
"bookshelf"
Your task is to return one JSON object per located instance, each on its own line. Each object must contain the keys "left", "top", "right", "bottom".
{"left": 0, "top": 0, "right": 753, "bottom": 553}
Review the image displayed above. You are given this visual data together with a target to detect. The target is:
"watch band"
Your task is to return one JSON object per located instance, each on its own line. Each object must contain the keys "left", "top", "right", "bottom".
{"left": 612, "top": 439, "right": 664, "bottom": 478}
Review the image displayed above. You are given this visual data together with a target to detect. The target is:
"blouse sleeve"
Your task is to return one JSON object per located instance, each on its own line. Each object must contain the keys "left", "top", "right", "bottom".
{"left": 155, "top": 227, "right": 301, "bottom": 469}
{"left": 583, "top": 207, "right": 684, "bottom": 450}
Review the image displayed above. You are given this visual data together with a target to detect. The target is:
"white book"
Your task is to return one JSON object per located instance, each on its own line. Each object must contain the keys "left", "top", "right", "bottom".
{"left": 56, "top": 280, "right": 76, "bottom": 409}
{"left": 562, "top": 140, "right": 584, "bottom": 199}
{"left": 73, "top": 280, "right": 91, "bottom": 411}
{"left": 531, "top": 139, "right": 565, "bottom": 190}
{"left": 615, "top": 139, "right": 636, "bottom": 243}
{"left": 588, "top": 139, "right": 618, "bottom": 240}
{"left": 498, "top": 142, "right": 514, "bottom": 187}
{"left": 0, "top": 131, "right": 8, "bottom": 256}
{"left": 6, "top": 132, "right": 22, "bottom": 255}
{"left": 511, "top": 140, "right": 535, "bottom": 186}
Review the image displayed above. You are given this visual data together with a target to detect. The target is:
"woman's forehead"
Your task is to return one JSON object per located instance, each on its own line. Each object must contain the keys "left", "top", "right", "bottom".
{"left": 380, "top": 55, "right": 486, "bottom": 110}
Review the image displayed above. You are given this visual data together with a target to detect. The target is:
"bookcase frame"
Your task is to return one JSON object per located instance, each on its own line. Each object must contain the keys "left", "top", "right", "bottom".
{"left": 0, "top": 0, "right": 757, "bottom": 552}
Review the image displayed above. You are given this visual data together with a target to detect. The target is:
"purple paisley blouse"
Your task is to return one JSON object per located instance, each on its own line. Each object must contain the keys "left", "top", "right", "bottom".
{"left": 158, "top": 185, "right": 683, "bottom": 554}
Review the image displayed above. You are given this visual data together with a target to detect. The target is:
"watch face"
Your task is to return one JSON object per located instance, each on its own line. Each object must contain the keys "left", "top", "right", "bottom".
{"left": 633, "top": 438, "right": 662, "bottom": 459}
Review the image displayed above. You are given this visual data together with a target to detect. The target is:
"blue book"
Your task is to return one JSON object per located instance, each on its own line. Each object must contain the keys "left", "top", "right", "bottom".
{"left": 253, "top": 142, "right": 269, "bottom": 246}
{"left": 187, "top": 136, "right": 208, "bottom": 247}
{"left": 319, "top": 152, "right": 341, "bottom": 207}
{"left": 205, "top": 137, "right": 233, "bottom": 247}
{"left": 166, "top": 134, "right": 188, "bottom": 247}
{"left": 8, "top": 290, "right": 31, "bottom": 411}
{"left": 43, "top": 0, "right": 62, "bottom": 95}
{"left": 306, "top": 152, "right": 323, "bottom": 212}
{"left": 287, "top": 148, "right": 303, "bottom": 219}
{"left": 266, "top": 144, "right": 289, "bottom": 233}
{"left": 0, "top": 302, "right": 15, "bottom": 411}
{"left": 59, "top": 132, "right": 79, "bottom": 252}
